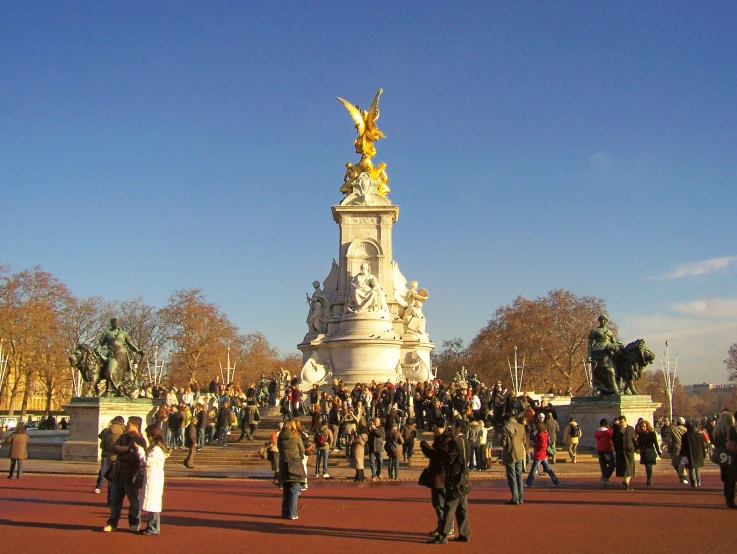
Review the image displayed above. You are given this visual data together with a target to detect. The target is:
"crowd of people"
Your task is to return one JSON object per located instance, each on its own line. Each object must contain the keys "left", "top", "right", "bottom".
{"left": 85, "top": 373, "right": 737, "bottom": 540}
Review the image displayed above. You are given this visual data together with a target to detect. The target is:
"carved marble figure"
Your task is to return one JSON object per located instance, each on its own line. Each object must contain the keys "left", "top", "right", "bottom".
{"left": 392, "top": 261, "right": 430, "bottom": 336}
{"left": 344, "top": 263, "right": 390, "bottom": 315}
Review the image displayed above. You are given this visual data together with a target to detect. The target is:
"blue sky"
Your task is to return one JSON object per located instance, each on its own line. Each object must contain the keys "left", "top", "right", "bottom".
{"left": 1, "top": 2, "right": 735, "bottom": 384}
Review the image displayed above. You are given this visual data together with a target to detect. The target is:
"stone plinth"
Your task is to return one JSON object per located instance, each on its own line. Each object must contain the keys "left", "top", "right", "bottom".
{"left": 567, "top": 395, "right": 662, "bottom": 449}
{"left": 62, "top": 397, "right": 163, "bottom": 462}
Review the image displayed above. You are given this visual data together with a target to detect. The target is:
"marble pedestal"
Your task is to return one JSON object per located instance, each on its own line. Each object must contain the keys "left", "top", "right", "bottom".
{"left": 61, "top": 397, "right": 163, "bottom": 462}
{"left": 566, "top": 395, "right": 661, "bottom": 449}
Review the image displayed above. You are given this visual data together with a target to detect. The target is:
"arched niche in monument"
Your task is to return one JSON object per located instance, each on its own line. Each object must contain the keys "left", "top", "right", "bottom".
{"left": 345, "top": 237, "right": 384, "bottom": 281}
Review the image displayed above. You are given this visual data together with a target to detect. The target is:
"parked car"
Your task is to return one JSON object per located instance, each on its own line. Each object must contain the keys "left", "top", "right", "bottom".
{"left": 24, "top": 420, "right": 39, "bottom": 430}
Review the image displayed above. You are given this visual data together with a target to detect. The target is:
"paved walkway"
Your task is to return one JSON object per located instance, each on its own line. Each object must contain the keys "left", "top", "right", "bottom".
{"left": 0, "top": 474, "right": 734, "bottom": 553}
{"left": 0, "top": 454, "right": 721, "bottom": 483}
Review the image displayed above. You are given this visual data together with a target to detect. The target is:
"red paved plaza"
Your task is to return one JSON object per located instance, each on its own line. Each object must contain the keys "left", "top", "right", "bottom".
{"left": 1, "top": 475, "right": 735, "bottom": 553}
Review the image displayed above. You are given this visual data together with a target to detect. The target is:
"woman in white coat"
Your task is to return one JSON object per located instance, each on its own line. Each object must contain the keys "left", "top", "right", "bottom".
{"left": 137, "top": 424, "right": 171, "bottom": 536}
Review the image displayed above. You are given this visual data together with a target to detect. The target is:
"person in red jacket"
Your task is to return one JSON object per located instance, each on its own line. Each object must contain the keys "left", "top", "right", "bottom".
{"left": 595, "top": 418, "right": 615, "bottom": 484}
{"left": 525, "top": 421, "right": 560, "bottom": 488}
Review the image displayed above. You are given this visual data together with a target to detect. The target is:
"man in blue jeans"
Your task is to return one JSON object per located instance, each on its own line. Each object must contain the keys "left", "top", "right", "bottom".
{"left": 368, "top": 418, "right": 386, "bottom": 480}
{"left": 501, "top": 411, "right": 529, "bottom": 505}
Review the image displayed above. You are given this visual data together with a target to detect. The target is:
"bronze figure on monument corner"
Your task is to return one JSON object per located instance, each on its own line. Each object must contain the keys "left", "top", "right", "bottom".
{"left": 587, "top": 314, "right": 655, "bottom": 396}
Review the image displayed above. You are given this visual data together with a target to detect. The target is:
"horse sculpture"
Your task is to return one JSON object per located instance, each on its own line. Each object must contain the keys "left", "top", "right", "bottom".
{"left": 68, "top": 343, "right": 106, "bottom": 397}
{"left": 612, "top": 338, "right": 656, "bottom": 395}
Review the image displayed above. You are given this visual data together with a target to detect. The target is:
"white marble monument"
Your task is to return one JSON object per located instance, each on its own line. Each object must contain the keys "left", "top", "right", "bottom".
{"left": 298, "top": 89, "right": 434, "bottom": 386}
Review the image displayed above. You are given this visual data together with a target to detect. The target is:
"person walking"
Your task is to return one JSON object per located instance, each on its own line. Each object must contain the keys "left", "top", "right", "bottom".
{"left": 712, "top": 412, "right": 737, "bottom": 508}
{"left": 430, "top": 419, "right": 472, "bottom": 544}
{"left": 525, "top": 420, "right": 561, "bottom": 488}
{"left": 138, "top": 425, "right": 170, "bottom": 535}
{"left": 563, "top": 418, "right": 581, "bottom": 463}
{"left": 5, "top": 424, "right": 29, "bottom": 479}
{"left": 613, "top": 415, "right": 637, "bottom": 490}
{"left": 104, "top": 416, "right": 147, "bottom": 532}
{"left": 668, "top": 417, "right": 689, "bottom": 484}
{"left": 679, "top": 421, "right": 705, "bottom": 487}
{"left": 595, "top": 418, "right": 615, "bottom": 484}
{"left": 544, "top": 412, "right": 560, "bottom": 464}
{"left": 636, "top": 420, "right": 661, "bottom": 486}
{"left": 501, "top": 411, "right": 529, "bottom": 505}
{"left": 278, "top": 419, "right": 306, "bottom": 520}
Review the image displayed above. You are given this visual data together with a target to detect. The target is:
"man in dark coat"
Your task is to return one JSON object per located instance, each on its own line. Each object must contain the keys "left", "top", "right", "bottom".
{"left": 430, "top": 419, "right": 472, "bottom": 544}
{"left": 195, "top": 403, "right": 207, "bottom": 449}
{"left": 613, "top": 415, "right": 637, "bottom": 490}
{"left": 104, "top": 416, "right": 147, "bottom": 532}
{"left": 420, "top": 417, "right": 453, "bottom": 539}
{"left": 367, "top": 418, "right": 386, "bottom": 480}
{"left": 217, "top": 401, "right": 232, "bottom": 447}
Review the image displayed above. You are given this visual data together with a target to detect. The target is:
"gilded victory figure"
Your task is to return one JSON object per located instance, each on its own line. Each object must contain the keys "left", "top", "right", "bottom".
{"left": 337, "top": 89, "right": 390, "bottom": 197}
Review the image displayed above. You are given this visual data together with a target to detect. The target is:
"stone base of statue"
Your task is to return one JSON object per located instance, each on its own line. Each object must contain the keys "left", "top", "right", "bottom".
{"left": 567, "top": 395, "right": 662, "bottom": 449}
{"left": 61, "top": 397, "right": 163, "bottom": 462}
{"left": 297, "top": 174, "right": 435, "bottom": 387}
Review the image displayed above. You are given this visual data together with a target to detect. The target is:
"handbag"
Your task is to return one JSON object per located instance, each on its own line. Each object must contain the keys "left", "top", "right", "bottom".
{"left": 711, "top": 446, "right": 735, "bottom": 467}
{"left": 132, "top": 466, "right": 144, "bottom": 488}
{"left": 418, "top": 467, "right": 434, "bottom": 488}
{"left": 287, "top": 458, "right": 307, "bottom": 481}
{"left": 104, "top": 461, "right": 120, "bottom": 482}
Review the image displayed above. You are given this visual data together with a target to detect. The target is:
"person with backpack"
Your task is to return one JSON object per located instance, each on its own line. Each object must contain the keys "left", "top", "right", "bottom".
{"left": 525, "top": 420, "right": 561, "bottom": 488}
{"left": 563, "top": 418, "right": 581, "bottom": 463}
{"left": 385, "top": 420, "right": 404, "bottom": 480}
{"left": 401, "top": 418, "right": 418, "bottom": 466}
{"left": 314, "top": 421, "right": 333, "bottom": 478}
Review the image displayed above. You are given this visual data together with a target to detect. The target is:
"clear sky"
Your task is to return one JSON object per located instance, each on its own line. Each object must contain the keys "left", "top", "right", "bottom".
{"left": 1, "top": 2, "right": 735, "bottom": 384}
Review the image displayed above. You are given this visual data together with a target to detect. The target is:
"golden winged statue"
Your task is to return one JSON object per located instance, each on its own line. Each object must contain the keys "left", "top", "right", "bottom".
{"left": 336, "top": 88, "right": 385, "bottom": 162}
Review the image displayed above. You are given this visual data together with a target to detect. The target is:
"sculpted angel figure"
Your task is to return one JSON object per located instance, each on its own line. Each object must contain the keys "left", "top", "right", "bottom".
{"left": 344, "top": 263, "right": 390, "bottom": 315}
{"left": 392, "top": 261, "right": 429, "bottom": 335}
{"left": 336, "top": 89, "right": 385, "bottom": 161}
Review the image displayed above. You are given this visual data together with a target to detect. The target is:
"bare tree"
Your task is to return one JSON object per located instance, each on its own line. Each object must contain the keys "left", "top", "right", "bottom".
{"left": 725, "top": 343, "right": 737, "bottom": 382}
{"left": 465, "top": 290, "right": 612, "bottom": 392}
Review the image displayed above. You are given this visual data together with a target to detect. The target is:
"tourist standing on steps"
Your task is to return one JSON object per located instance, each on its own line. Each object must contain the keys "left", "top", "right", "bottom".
{"left": 314, "top": 420, "right": 333, "bottom": 478}
{"left": 501, "top": 411, "right": 529, "bottom": 505}
{"left": 401, "top": 418, "right": 417, "bottom": 466}
{"left": 368, "top": 418, "right": 386, "bottom": 480}
{"left": 385, "top": 420, "right": 404, "bottom": 480}
{"left": 5, "top": 424, "right": 29, "bottom": 479}
{"left": 183, "top": 412, "right": 197, "bottom": 469}
{"left": 351, "top": 425, "right": 368, "bottom": 482}
{"left": 636, "top": 420, "right": 661, "bottom": 486}
{"left": 278, "top": 419, "right": 306, "bottom": 520}
{"left": 679, "top": 421, "right": 705, "bottom": 487}
{"left": 138, "top": 425, "right": 170, "bottom": 535}
{"left": 668, "top": 417, "right": 689, "bottom": 484}
{"left": 525, "top": 420, "right": 561, "bottom": 488}
{"left": 562, "top": 417, "right": 581, "bottom": 463}
{"left": 613, "top": 415, "right": 637, "bottom": 490}
{"left": 104, "top": 416, "right": 147, "bottom": 533}
{"left": 217, "top": 401, "right": 232, "bottom": 447}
